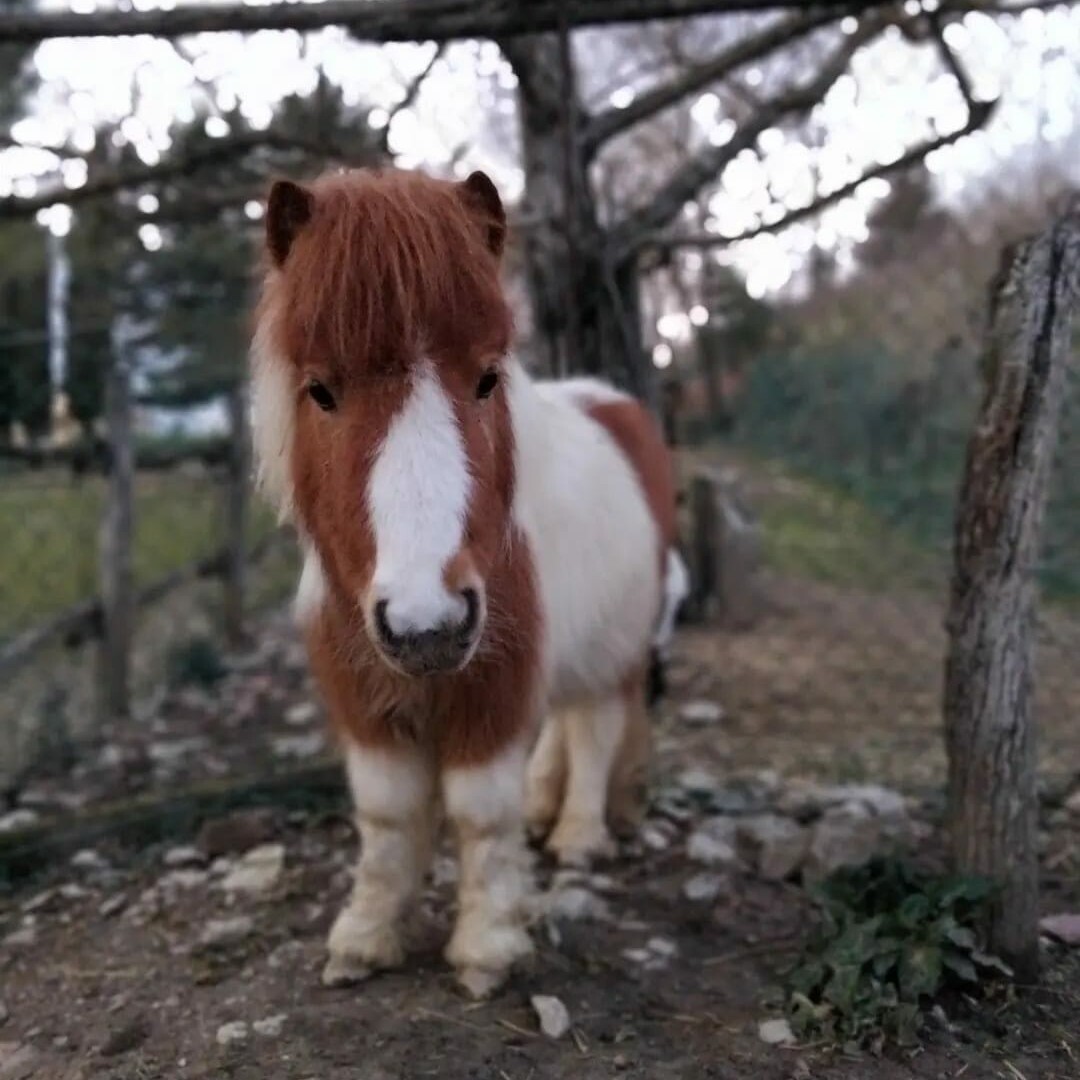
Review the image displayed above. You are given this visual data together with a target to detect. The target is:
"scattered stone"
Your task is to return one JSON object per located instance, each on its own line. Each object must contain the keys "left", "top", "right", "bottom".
{"left": 163, "top": 846, "right": 206, "bottom": 868}
{"left": 678, "top": 768, "right": 722, "bottom": 797}
{"left": 646, "top": 936, "right": 678, "bottom": 958}
{"left": 70, "top": 849, "right": 110, "bottom": 872}
{"left": 148, "top": 737, "right": 208, "bottom": 766}
{"left": 686, "top": 818, "right": 738, "bottom": 866}
{"left": 215, "top": 1021, "right": 248, "bottom": 1047}
{"left": 758, "top": 1018, "right": 796, "bottom": 1046}
{"left": 1040, "top": 913, "right": 1080, "bottom": 946}
{"left": 2, "top": 924, "right": 35, "bottom": 948}
{"left": 99, "top": 895, "right": 127, "bottom": 919}
{"left": 1065, "top": 790, "right": 1080, "bottom": 815}
{"left": 285, "top": 702, "right": 318, "bottom": 726}
{"left": 221, "top": 844, "right": 285, "bottom": 896}
{"left": 679, "top": 699, "right": 725, "bottom": 726}
{"left": 622, "top": 947, "right": 653, "bottom": 965}
{"left": 197, "top": 808, "right": 278, "bottom": 858}
{"left": 683, "top": 872, "right": 726, "bottom": 903}
{"left": 199, "top": 916, "right": 255, "bottom": 949}
{"left": 99, "top": 1016, "right": 150, "bottom": 1057}
{"left": 545, "top": 886, "right": 610, "bottom": 922}
{"left": 641, "top": 824, "right": 673, "bottom": 852}
{"left": 613, "top": 1054, "right": 630, "bottom": 1071}
{"left": 0, "top": 1041, "right": 37, "bottom": 1079}
{"left": 21, "top": 889, "right": 56, "bottom": 914}
{"left": 58, "top": 883, "right": 89, "bottom": 901}
{"left": 158, "top": 869, "right": 208, "bottom": 892}
{"left": 0, "top": 810, "right": 39, "bottom": 834}
{"left": 253, "top": 1015, "right": 286, "bottom": 1038}
{"left": 803, "top": 804, "right": 886, "bottom": 883}
{"left": 737, "top": 815, "right": 810, "bottom": 882}
{"left": 531, "top": 995, "right": 570, "bottom": 1040}
{"left": 271, "top": 732, "right": 325, "bottom": 760}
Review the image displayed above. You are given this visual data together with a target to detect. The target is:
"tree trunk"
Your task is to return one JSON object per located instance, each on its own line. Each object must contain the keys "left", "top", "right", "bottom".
{"left": 943, "top": 200, "right": 1080, "bottom": 982}
{"left": 500, "top": 34, "right": 654, "bottom": 410}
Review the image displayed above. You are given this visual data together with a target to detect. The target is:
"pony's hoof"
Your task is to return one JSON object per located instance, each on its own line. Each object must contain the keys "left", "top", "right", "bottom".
{"left": 456, "top": 964, "right": 509, "bottom": 1000}
{"left": 322, "top": 954, "right": 376, "bottom": 988}
{"left": 546, "top": 820, "right": 617, "bottom": 867}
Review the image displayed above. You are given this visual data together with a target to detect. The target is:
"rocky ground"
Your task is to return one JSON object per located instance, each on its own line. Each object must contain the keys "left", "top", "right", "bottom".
{"left": 2, "top": 580, "right": 1080, "bottom": 1078}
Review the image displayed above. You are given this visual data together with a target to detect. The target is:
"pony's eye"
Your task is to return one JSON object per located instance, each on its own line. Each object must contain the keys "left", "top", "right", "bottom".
{"left": 307, "top": 379, "right": 336, "bottom": 411}
{"left": 475, "top": 368, "right": 499, "bottom": 400}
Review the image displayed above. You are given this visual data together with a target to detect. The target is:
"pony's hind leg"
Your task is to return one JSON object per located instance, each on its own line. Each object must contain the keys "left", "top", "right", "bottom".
{"left": 524, "top": 712, "right": 567, "bottom": 842}
{"left": 323, "top": 742, "right": 436, "bottom": 987}
{"left": 545, "top": 695, "right": 626, "bottom": 867}
{"left": 607, "top": 673, "right": 652, "bottom": 840}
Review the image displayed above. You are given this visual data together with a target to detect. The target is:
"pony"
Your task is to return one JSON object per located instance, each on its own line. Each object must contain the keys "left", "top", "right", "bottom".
{"left": 248, "top": 164, "right": 688, "bottom": 999}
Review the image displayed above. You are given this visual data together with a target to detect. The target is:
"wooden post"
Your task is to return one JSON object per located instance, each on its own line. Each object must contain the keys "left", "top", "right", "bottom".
{"left": 98, "top": 352, "right": 134, "bottom": 720}
{"left": 943, "top": 201, "right": 1080, "bottom": 981}
{"left": 223, "top": 380, "right": 250, "bottom": 647}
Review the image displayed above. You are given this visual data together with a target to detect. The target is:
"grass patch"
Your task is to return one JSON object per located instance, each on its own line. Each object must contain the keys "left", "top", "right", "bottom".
{"left": 0, "top": 469, "right": 277, "bottom": 643}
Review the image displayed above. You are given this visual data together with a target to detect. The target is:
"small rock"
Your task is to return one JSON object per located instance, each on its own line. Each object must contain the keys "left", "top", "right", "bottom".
{"left": 285, "top": 701, "right": 318, "bottom": 726}
{"left": 679, "top": 699, "right": 725, "bottom": 726}
{"left": 758, "top": 1018, "right": 796, "bottom": 1046}
{"left": 3, "top": 926, "right": 37, "bottom": 949}
{"left": 271, "top": 732, "right": 325, "bottom": 760}
{"left": 545, "top": 886, "right": 610, "bottom": 922}
{"left": 1065, "top": 790, "right": 1080, "bottom": 815}
{"left": 647, "top": 936, "right": 678, "bottom": 958}
{"left": 613, "top": 1053, "right": 630, "bottom": 1071}
{"left": 686, "top": 818, "right": 738, "bottom": 866}
{"left": 99, "top": 894, "right": 127, "bottom": 918}
{"left": 148, "top": 737, "right": 207, "bottom": 766}
{"left": 221, "top": 843, "right": 285, "bottom": 896}
{"left": 199, "top": 916, "right": 255, "bottom": 949}
{"left": 678, "top": 768, "right": 722, "bottom": 796}
{"left": 215, "top": 1021, "right": 248, "bottom": 1047}
{"left": 1040, "top": 913, "right": 1080, "bottom": 946}
{"left": 99, "top": 1015, "right": 150, "bottom": 1057}
{"left": 0, "top": 1041, "right": 37, "bottom": 1079}
{"left": 71, "top": 849, "right": 110, "bottom": 872}
{"left": 641, "top": 824, "right": 673, "bottom": 852}
{"left": 21, "top": 889, "right": 56, "bottom": 914}
{"left": 0, "top": 810, "right": 39, "bottom": 834}
{"left": 198, "top": 808, "right": 278, "bottom": 858}
{"left": 58, "top": 883, "right": 89, "bottom": 901}
{"left": 158, "top": 869, "right": 208, "bottom": 892}
{"left": 737, "top": 815, "right": 810, "bottom": 881}
{"left": 622, "top": 947, "right": 653, "bottom": 964}
{"left": 252, "top": 1015, "right": 286, "bottom": 1038}
{"left": 163, "top": 845, "right": 206, "bottom": 868}
{"left": 803, "top": 804, "right": 883, "bottom": 883}
{"left": 531, "top": 995, "right": 570, "bottom": 1040}
{"left": 683, "top": 872, "right": 726, "bottom": 903}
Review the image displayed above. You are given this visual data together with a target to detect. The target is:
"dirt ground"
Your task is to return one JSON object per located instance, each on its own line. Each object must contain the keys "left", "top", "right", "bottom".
{"left": 3, "top": 448, "right": 1080, "bottom": 1078}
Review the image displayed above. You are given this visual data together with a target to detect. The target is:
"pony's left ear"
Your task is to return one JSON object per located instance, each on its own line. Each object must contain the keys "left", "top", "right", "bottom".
{"left": 266, "top": 179, "right": 314, "bottom": 267}
{"left": 458, "top": 170, "right": 507, "bottom": 259}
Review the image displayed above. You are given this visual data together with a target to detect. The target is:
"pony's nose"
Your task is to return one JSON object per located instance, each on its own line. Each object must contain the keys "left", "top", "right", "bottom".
{"left": 373, "top": 588, "right": 480, "bottom": 674}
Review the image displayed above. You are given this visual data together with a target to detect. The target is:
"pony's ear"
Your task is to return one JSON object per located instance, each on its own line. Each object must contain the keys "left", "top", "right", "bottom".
{"left": 266, "top": 179, "right": 314, "bottom": 266}
{"left": 457, "top": 170, "right": 506, "bottom": 259}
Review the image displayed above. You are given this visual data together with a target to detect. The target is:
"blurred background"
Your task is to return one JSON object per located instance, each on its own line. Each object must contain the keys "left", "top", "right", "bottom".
{"left": 1, "top": 0, "right": 1078, "bottom": 832}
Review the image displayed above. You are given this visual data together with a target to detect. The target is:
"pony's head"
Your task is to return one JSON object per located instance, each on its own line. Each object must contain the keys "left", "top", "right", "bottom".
{"left": 250, "top": 167, "right": 515, "bottom": 677}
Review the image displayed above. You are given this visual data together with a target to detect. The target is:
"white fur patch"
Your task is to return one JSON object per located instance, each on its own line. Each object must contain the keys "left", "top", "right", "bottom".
{"left": 442, "top": 742, "right": 527, "bottom": 830}
{"left": 507, "top": 360, "right": 662, "bottom": 705}
{"left": 249, "top": 317, "right": 296, "bottom": 523}
{"left": 294, "top": 543, "right": 328, "bottom": 626}
{"left": 345, "top": 744, "right": 433, "bottom": 821}
{"left": 367, "top": 363, "right": 471, "bottom": 635}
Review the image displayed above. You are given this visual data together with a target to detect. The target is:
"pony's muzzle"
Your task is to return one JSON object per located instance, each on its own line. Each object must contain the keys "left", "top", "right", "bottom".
{"left": 372, "top": 588, "right": 481, "bottom": 675}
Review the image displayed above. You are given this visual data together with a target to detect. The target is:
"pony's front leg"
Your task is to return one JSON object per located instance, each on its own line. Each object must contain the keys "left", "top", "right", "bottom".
{"left": 442, "top": 740, "right": 535, "bottom": 999}
{"left": 323, "top": 741, "right": 436, "bottom": 987}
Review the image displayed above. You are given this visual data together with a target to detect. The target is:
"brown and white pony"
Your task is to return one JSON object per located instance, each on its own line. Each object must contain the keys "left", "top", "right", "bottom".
{"left": 249, "top": 165, "right": 688, "bottom": 998}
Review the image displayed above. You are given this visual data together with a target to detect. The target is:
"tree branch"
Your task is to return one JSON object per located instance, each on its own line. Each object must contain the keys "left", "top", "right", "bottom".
{"left": 608, "top": 14, "right": 889, "bottom": 260}
{"left": 0, "top": 0, "right": 906, "bottom": 47}
{"left": 582, "top": 7, "right": 844, "bottom": 158}
{"left": 378, "top": 42, "right": 445, "bottom": 154}
{"left": 0, "top": 130, "right": 356, "bottom": 221}
{"left": 642, "top": 99, "right": 997, "bottom": 255}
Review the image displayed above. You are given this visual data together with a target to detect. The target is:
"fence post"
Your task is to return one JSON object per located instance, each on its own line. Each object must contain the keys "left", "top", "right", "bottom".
{"left": 223, "top": 379, "right": 250, "bottom": 647}
{"left": 943, "top": 201, "right": 1080, "bottom": 981}
{"left": 98, "top": 352, "right": 134, "bottom": 720}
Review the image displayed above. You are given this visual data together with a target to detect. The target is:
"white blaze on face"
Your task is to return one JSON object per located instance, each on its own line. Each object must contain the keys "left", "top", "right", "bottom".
{"left": 367, "top": 362, "right": 472, "bottom": 636}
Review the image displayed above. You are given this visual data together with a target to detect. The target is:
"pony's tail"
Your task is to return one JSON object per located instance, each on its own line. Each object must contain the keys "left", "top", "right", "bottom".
{"left": 648, "top": 546, "right": 690, "bottom": 707}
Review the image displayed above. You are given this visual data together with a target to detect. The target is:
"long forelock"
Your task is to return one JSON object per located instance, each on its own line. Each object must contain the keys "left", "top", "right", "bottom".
{"left": 276, "top": 169, "right": 510, "bottom": 370}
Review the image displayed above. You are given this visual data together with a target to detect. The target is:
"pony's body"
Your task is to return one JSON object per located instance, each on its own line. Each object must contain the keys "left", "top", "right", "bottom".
{"left": 249, "top": 165, "right": 685, "bottom": 998}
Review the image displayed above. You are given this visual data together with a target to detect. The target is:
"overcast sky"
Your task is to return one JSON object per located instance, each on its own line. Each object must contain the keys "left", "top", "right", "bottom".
{"left": 3, "top": 2, "right": 1078, "bottom": 311}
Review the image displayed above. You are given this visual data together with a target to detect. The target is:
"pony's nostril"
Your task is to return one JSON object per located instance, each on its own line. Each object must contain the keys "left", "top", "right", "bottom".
{"left": 374, "top": 599, "right": 399, "bottom": 646}
{"left": 460, "top": 588, "right": 479, "bottom": 636}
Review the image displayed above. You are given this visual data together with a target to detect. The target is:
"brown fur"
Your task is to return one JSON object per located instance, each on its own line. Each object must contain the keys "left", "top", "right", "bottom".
{"left": 257, "top": 166, "right": 541, "bottom": 766}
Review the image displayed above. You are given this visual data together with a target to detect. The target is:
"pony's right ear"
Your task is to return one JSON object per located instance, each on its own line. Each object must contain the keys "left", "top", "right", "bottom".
{"left": 266, "top": 179, "right": 314, "bottom": 266}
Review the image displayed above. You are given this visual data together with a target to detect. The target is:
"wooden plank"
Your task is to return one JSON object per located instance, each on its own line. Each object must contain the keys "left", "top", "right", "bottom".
{"left": 943, "top": 199, "right": 1080, "bottom": 981}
